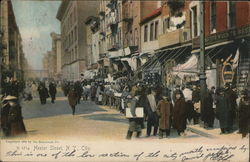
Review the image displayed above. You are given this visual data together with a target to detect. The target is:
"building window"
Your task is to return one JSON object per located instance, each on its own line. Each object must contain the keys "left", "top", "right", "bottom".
{"left": 70, "top": 13, "right": 73, "bottom": 26}
{"left": 191, "top": 6, "right": 198, "bottom": 37}
{"left": 74, "top": 7, "right": 77, "bottom": 23}
{"left": 130, "top": 30, "right": 133, "bottom": 45}
{"left": 150, "top": 23, "right": 154, "bottom": 41}
{"left": 144, "top": 25, "right": 148, "bottom": 42}
{"left": 155, "top": 21, "right": 159, "bottom": 40}
{"left": 75, "top": 26, "right": 77, "bottom": 41}
{"left": 210, "top": 0, "right": 216, "bottom": 32}
{"left": 163, "top": 17, "right": 170, "bottom": 33}
{"left": 228, "top": 1, "right": 236, "bottom": 28}
{"left": 135, "top": 28, "right": 138, "bottom": 46}
{"left": 75, "top": 46, "right": 77, "bottom": 60}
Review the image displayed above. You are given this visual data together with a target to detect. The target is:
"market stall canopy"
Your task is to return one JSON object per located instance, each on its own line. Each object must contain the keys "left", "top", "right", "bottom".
{"left": 82, "top": 70, "right": 98, "bottom": 79}
{"left": 138, "top": 44, "right": 192, "bottom": 73}
{"left": 172, "top": 54, "right": 199, "bottom": 80}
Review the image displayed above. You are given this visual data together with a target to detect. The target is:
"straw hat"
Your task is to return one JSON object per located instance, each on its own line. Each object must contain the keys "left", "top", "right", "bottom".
{"left": 3, "top": 95, "right": 17, "bottom": 101}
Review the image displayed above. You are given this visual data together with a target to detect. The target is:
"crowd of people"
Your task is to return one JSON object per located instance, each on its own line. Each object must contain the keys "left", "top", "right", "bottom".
{"left": 61, "top": 79, "right": 249, "bottom": 139}
{"left": 1, "top": 77, "right": 249, "bottom": 139}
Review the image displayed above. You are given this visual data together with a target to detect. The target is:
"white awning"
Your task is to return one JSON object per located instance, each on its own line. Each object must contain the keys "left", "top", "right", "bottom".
{"left": 172, "top": 54, "right": 199, "bottom": 80}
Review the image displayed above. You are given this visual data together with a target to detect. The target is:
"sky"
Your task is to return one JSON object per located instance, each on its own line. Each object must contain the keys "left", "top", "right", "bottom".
{"left": 12, "top": 0, "right": 61, "bottom": 70}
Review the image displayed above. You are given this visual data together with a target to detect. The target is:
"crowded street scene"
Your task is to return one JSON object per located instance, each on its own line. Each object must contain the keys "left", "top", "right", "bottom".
{"left": 0, "top": 0, "right": 249, "bottom": 155}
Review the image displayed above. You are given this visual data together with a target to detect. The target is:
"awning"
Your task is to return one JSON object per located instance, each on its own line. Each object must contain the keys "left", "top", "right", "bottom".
{"left": 191, "top": 40, "right": 234, "bottom": 53}
{"left": 139, "top": 44, "right": 192, "bottom": 73}
{"left": 82, "top": 70, "right": 98, "bottom": 79}
{"left": 172, "top": 54, "right": 199, "bottom": 80}
{"left": 191, "top": 41, "right": 237, "bottom": 63}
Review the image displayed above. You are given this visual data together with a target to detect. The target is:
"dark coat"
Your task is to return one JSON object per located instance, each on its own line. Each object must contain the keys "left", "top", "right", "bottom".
{"left": 49, "top": 84, "right": 57, "bottom": 96}
{"left": 68, "top": 89, "right": 78, "bottom": 107}
{"left": 215, "top": 95, "right": 232, "bottom": 129}
{"left": 173, "top": 98, "right": 187, "bottom": 132}
{"left": 2, "top": 102, "right": 26, "bottom": 136}
{"left": 238, "top": 98, "right": 250, "bottom": 134}
{"left": 1, "top": 102, "right": 10, "bottom": 136}
{"left": 225, "top": 88, "right": 237, "bottom": 119}
{"left": 38, "top": 86, "right": 49, "bottom": 99}
{"left": 8, "top": 103, "right": 27, "bottom": 136}
{"left": 202, "top": 91, "right": 214, "bottom": 125}
{"left": 157, "top": 99, "right": 172, "bottom": 129}
{"left": 192, "top": 88, "right": 200, "bottom": 103}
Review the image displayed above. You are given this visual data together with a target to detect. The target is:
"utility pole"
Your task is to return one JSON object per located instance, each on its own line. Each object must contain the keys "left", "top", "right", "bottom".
{"left": 0, "top": 1, "right": 2, "bottom": 96}
{"left": 199, "top": 0, "right": 207, "bottom": 120}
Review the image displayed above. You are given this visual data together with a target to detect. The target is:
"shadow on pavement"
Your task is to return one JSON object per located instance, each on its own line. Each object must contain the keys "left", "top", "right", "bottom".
{"left": 83, "top": 113, "right": 128, "bottom": 124}
{"left": 22, "top": 99, "right": 107, "bottom": 119}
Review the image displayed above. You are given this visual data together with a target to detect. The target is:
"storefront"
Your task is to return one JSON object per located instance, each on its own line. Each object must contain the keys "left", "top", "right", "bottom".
{"left": 192, "top": 24, "right": 250, "bottom": 90}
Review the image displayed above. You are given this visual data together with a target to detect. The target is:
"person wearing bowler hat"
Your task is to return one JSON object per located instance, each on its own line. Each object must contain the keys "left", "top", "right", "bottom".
{"left": 215, "top": 88, "right": 232, "bottom": 134}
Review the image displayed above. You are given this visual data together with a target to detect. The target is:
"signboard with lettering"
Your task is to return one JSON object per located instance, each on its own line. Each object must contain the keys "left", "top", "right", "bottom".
{"left": 222, "top": 63, "right": 234, "bottom": 85}
{"left": 192, "top": 24, "right": 250, "bottom": 49}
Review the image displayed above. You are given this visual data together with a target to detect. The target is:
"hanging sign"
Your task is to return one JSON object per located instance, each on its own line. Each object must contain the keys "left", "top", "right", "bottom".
{"left": 222, "top": 56, "right": 235, "bottom": 85}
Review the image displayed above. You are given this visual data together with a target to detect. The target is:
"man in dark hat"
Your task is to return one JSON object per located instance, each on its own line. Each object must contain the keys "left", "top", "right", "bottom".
{"left": 215, "top": 88, "right": 232, "bottom": 134}
{"left": 203, "top": 88, "right": 215, "bottom": 128}
{"left": 68, "top": 86, "right": 78, "bottom": 115}
{"left": 238, "top": 90, "right": 250, "bottom": 138}
{"left": 49, "top": 82, "right": 57, "bottom": 104}
{"left": 225, "top": 84, "right": 238, "bottom": 130}
{"left": 37, "top": 82, "right": 49, "bottom": 105}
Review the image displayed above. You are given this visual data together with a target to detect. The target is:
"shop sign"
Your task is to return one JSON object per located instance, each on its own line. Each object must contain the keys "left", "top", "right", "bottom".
{"left": 193, "top": 24, "right": 250, "bottom": 49}
{"left": 222, "top": 58, "right": 235, "bottom": 85}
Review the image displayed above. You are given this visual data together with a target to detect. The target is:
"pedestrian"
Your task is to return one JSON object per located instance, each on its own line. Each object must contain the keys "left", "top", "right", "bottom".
{"left": 49, "top": 82, "right": 57, "bottom": 104}
{"left": 37, "top": 83, "right": 49, "bottom": 105}
{"left": 156, "top": 95, "right": 173, "bottom": 139}
{"left": 172, "top": 85, "right": 184, "bottom": 104}
{"left": 24, "top": 82, "right": 33, "bottom": 101}
{"left": 1, "top": 95, "right": 27, "bottom": 137}
{"left": 126, "top": 91, "right": 144, "bottom": 140}
{"left": 146, "top": 88, "right": 159, "bottom": 137}
{"left": 31, "top": 82, "right": 37, "bottom": 98}
{"left": 192, "top": 85, "right": 201, "bottom": 124}
{"left": 183, "top": 86, "right": 195, "bottom": 124}
{"left": 202, "top": 89, "right": 215, "bottom": 128}
{"left": 68, "top": 87, "right": 78, "bottom": 115}
{"left": 215, "top": 88, "right": 232, "bottom": 134}
{"left": 121, "top": 86, "right": 131, "bottom": 113}
{"left": 74, "top": 81, "right": 83, "bottom": 104}
{"left": 225, "top": 84, "right": 238, "bottom": 130}
{"left": 238, "top": 90, "right": 250, "bottom": 138}
{"left": 90, "top": 82, "right": 97, "bottom": 101}
{"left": 173, "top": 90, "right": 188, "bottom": 136}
